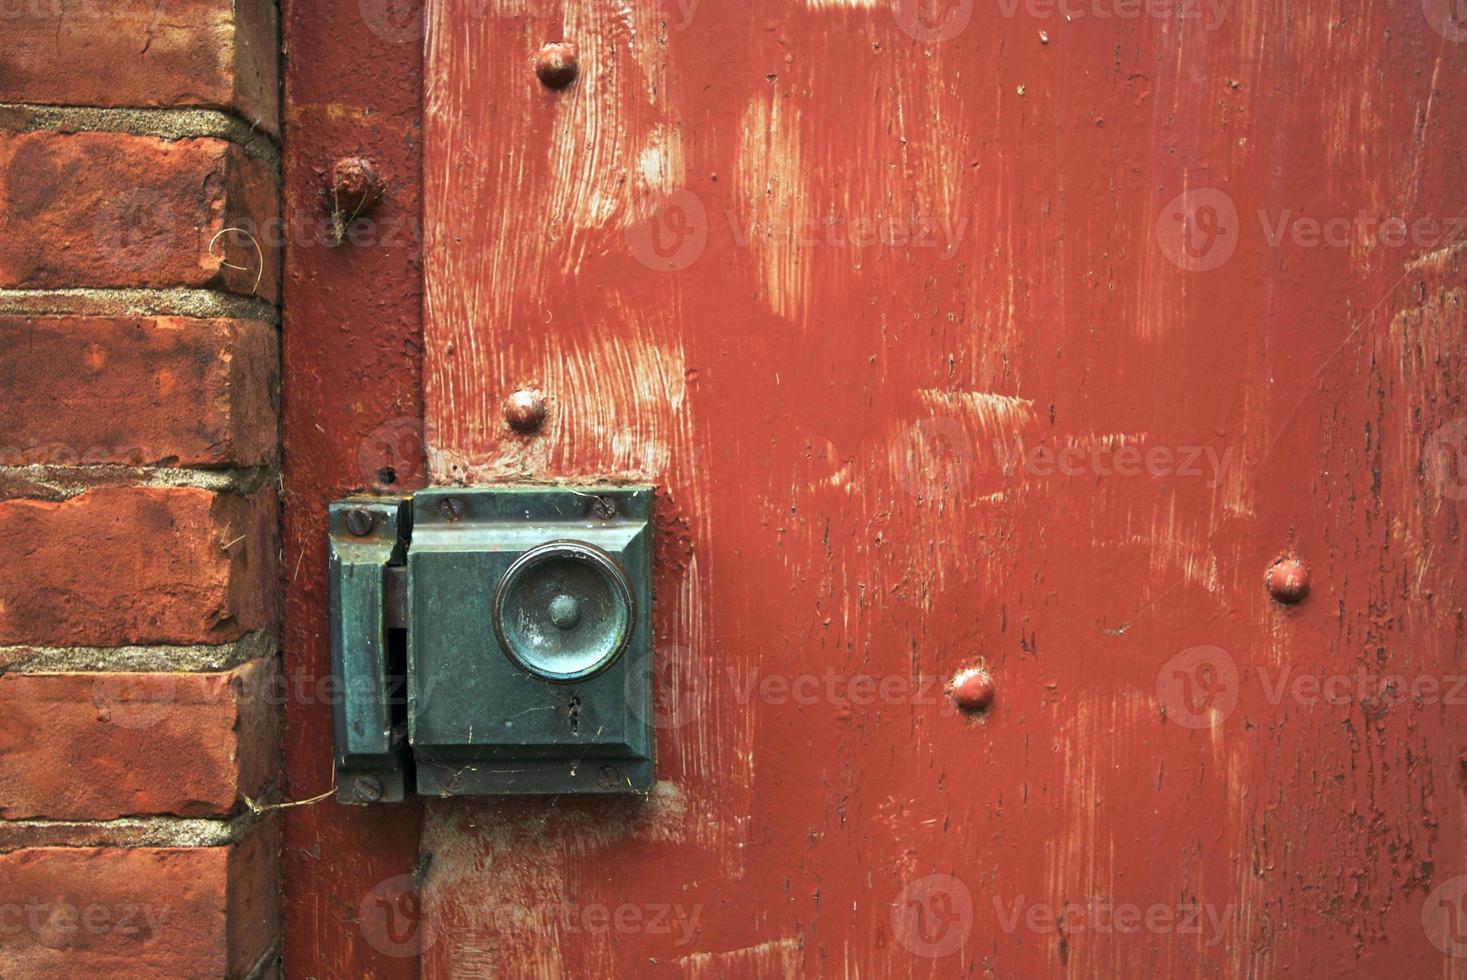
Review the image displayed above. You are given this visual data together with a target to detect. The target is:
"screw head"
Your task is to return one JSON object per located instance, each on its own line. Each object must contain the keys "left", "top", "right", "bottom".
{"left": 950, "top": 667, "right": 995, "bottom": 713}
{"left": 329, "top": 156, "right": 383, "bottom": 216}
{"left": 353, "top": 775, "right": 383, "bottom": 803}
{"left": 504, "top": 389, "right": 547, "bottom": 433}
{"left": 596, "top": 765, "right": 620, "bottom": 789}
{"left": 1266, "top": 558, "right": 1310, "bottom": 604}
{"left": 438, "top": 497, "right": 466, "bottom": 522}
{"left": 345, "top": 507, "right": 375, "bottom": 536}
{"left": 591, "top": 495, "right": 618, "bottom": 520}
{"left": 535, "top": 41, "right": 579, "bottom": 89}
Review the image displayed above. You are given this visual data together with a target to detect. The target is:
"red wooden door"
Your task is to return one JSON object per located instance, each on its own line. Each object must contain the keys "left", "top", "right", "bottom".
{"left": 285, "top": 0, "right": 1467, "bottom": 976}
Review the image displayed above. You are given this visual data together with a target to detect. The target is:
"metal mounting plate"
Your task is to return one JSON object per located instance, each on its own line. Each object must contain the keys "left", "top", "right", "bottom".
{"left": 328, "top": 486, "right": 654, "bottom": 800}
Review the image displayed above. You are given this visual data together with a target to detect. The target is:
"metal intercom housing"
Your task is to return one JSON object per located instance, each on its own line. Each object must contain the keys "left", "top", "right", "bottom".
{"left": 328, "top": 486, "right": 654, "bottom": 802}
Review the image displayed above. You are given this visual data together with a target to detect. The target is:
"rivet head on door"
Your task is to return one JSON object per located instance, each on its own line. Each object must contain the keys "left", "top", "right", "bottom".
{"left": 950, "top": 667, "right": 995, "bottom": 714}
{"left": 504, "top": 389, "right": 547, "bottom": 432}
{"left": 535, "top": 41, "right": 579, "bottom": 89}
{"left": 328, "top": 156, "right": 383, "bottom": 216}
{"left": 1266, "top": 558, "right": 1310, "bottom": 604}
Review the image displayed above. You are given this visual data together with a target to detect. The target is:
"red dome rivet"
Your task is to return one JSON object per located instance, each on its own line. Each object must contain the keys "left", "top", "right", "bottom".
{"left": 951, "top": 668, "right": 995, "bottom": 714}
{"left": 1266, "top": 558, "right": 1310, "bottom": 604}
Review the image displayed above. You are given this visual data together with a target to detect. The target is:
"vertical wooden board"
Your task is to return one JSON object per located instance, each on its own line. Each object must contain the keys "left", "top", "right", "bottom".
{"left": 420, "top": 1, "right": 1467, "bottom": 976}
{"left": 281, "top": 0, "right": 426, "bottom": 976}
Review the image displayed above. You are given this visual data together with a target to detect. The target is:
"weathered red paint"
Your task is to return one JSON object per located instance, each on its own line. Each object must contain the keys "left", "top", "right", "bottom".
{"left": 284, "top": 0, "right": 1467, "bottom": 976}
{"left": 280, "top": 0, "right": 425, "bottom": 976}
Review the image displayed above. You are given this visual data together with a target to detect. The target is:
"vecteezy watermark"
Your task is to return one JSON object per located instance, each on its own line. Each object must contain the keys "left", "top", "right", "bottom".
{"left": 358, "top": 415, "right": 428, "bottom": 489}
{"left": 478, "top": 901, "right": 701, "bottom": 945}
{"left": 625, "top": 191, "right": 968, "bottom": 272}
{"left": 1425, "top": 417, "right": 1467, "bottom": 501}
{"left": 357, "top": 0, "right": 700, "bottom": 43}
{"left": 358, "top": 0, "right": 423, "bottom": 42}
{"left": 890, "top": 421, "right": 1238, "bottom": 500}
{"left": 1422, "top": 0, "right": 1467, "bottom": 43}
{"left": 726, "top": 211, "right": 968, "bottom": 260}
{"left": 991, "top": 438, "right": 1235, "bottom": 488}
{"left": 1155, "top": 645, "right": 1240, "bottom": 730}
{"left": 1155, "top": 188, "right": 1241, "bottom": 272}
{"left": 995, "top": 0, "right": 1231, "bottom": 29}
{"left": 0, "top": 899, "right": 170, "bottom": 942}
{"left": 358, "top": 875, "right": 701, "bottom": 957}
{"left": 890, "top": 418, "right": 975, "bottom": 500}
{"left": 1157, "top": 187, "right": 1467, "bottom": 272}
{"left": 92, "top": 187, "right": 176, "bottom": 274}
{"left": 893, "top": 0, "right": 975, "bottom": 42}
{"left": 631, "top": 645, "right": 968, "bottom": 730}
{"left": 91, "top": 674, "right": 176, "bottom": 731}
{"left": 891, "top": 874, "right": 973, "bottom": 958}
{"left": 1256, "top": 211, "right": 1467, "bottom": 251}
{"left": 360, "top": 874, "right": 433, "bottom": 958}
{"left": 625, "top": 190, "right": 709, "bottom": 272}
{"left": 1258, "top": 666, "right": 1467, "bottom": 710}
{"left": 993, "top": 894, "right": 1234, "bottom": 946}
{"left": 1423, "top": 874, "right": 1467, "bottom": 957}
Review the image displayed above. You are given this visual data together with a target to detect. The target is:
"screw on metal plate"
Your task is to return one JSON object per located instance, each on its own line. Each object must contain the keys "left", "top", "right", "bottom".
{"left": 596, "top": 765, "right": 621, "bottom": 789}
{"left": 438, "top": 497, "right": 466, "bottom": 522}
{"left": 345, "top": 506, "right": 375, "bottom": 537}
{"left": 353, "top": 775, "right": 384, "bottom": 803}
{"left": 535, "top": 41, "right": 579, "bottom": 89}
{"left": 590, "top": 495, "right": 618, "bottom": 520}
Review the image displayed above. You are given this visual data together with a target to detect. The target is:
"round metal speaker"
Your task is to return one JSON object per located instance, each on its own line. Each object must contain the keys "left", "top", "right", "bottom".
{"left": 492, "top": 540, "right": 636, "bottom": 683}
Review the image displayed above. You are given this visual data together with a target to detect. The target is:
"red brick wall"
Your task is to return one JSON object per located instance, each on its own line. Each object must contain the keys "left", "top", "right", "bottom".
{"left": 0, "top": 3, "right": 282, "bottom": 978}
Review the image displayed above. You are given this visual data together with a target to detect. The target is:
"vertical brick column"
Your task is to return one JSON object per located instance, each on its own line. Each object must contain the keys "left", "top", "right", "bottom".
{"left": 0, "top": 3, "right": 283, "bottom": 978}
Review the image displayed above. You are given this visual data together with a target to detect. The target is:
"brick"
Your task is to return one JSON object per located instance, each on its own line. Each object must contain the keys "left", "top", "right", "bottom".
{"left": 0, "top": 825, "right": 279, "bottom": 979}
{"left": 0, "top": 316, "right": 278, "bottom": 467}
{"left": 0, "top": 660, "right": 278, "bottom": 820}
{"left": 0, "top": 486, "right": 278, "bottom": 646}
{"left": 0, "top": 0, "right": 280, "bottom": 136}
{"left": 0, "top": 132, "right": 280, "bottom": 299}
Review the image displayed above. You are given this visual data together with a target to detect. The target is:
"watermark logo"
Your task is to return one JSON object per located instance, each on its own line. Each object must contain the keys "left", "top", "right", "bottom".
{"left": 358, "top": 415, "right": 427, "bottom": 489}
{"left": 1423, "top": 874, "right": 1467, "bottom": 957}
{"left": 1423, "top": 0, "right": 1467, "bottom": 42}
{"left": 893, "top": 0, "right": 975, "bottom": 42}
{"left": 630, "top": 643, "right": 708, "bottom": 730}
{"left": 993, "top": 894, "right": 1232, "bottom": 945}
{"left": 1158, "top": 188, "right": 1465, "bottom": 271}
{"left": 1156, "top": 645, "right": 1239, "bottom": 729}
{"left": 360, "top": 874, "right": 435, "bottom": 958}
{"left": 93, "top": 187, "right": 175, "bottom": 274}
{"left": 0, "top": 899, "right": 170, "bottom": 943}
{"left": 1155, "top": 188, "right": 1239, "bottom": 272}
{"left": 91, "top": 674, "right": 175, "bottom": 730}
{"left": 1257, "top": 666, "right": 1467, "bottom": 710}
{"left": 359, "top": 0, "right": 424, "bottom": 43}
{"left": 992, "top": 0, "right": 1231, "bottom": 28}
{"left": 626, "top": 190, "right": 709, "bottom": 272}
{"left": 891, "top": 417, "right": 974, "bottom": 499}
{"left": 891, "top": 874, "right": 972, "bottom": 958}
{"left": 1425, "top": 417, "right": 1467, "bottom": 500}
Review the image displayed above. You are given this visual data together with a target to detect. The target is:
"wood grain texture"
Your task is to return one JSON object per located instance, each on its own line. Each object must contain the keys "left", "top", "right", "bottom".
{"left": 418, "top": 1, "right": 1467, "bottom": 976}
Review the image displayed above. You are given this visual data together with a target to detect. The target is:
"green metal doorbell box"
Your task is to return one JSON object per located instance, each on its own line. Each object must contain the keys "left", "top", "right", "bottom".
{"left": 328, "top": 486, "right": 654, "bottom": 802}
